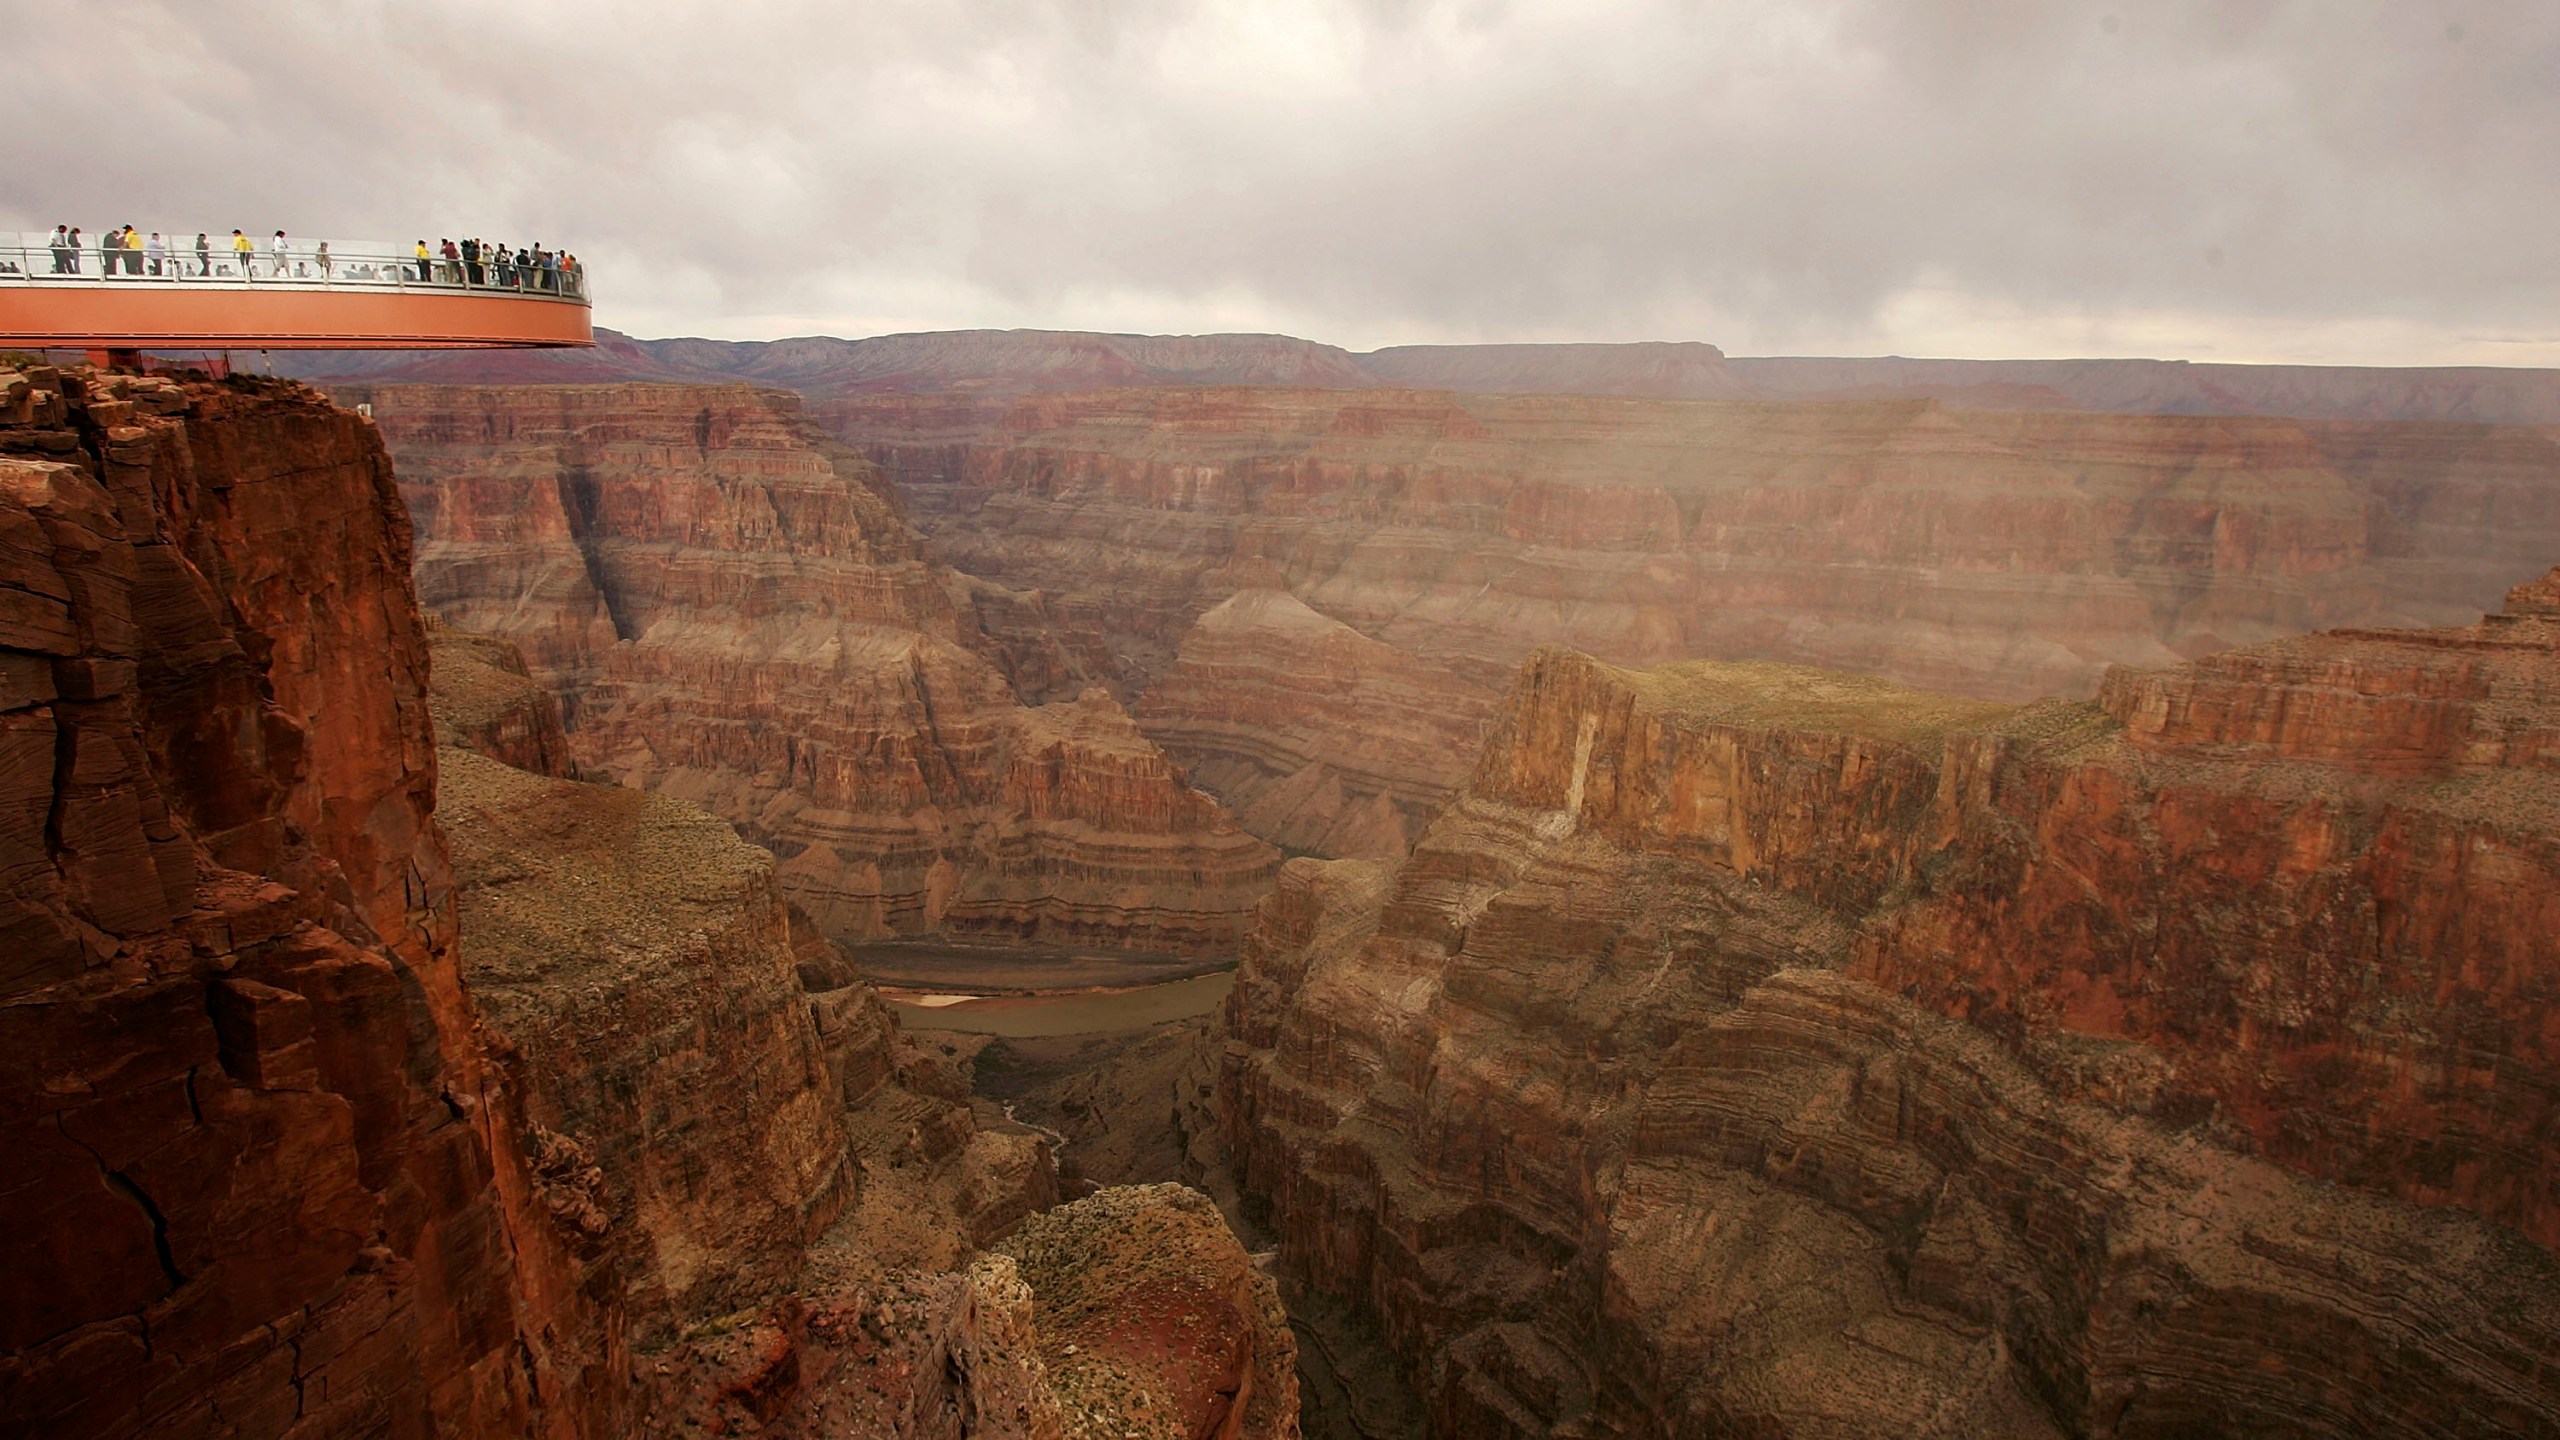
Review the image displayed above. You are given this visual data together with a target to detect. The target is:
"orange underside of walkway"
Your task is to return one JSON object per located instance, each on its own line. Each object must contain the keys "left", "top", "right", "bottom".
{"left": 0, "top": 285, "right": 593, "bottom": 349}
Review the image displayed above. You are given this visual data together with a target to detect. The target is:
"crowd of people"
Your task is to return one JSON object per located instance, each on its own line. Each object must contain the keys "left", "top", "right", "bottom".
{"left": 28, "top": 224, "right": 583, "bottom": 297}
{"left": 412, "top": 236, "right": 583, "bottom": 295}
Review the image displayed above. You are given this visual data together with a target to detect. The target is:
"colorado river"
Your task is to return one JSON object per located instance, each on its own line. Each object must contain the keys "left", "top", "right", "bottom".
{"left": 886, "top": 970, "right": 1234, "bottom": 1037}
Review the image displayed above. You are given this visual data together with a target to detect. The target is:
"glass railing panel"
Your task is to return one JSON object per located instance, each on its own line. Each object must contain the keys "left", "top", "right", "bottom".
{"left": 0, "top": 231, "right": 587, "bottom": 302}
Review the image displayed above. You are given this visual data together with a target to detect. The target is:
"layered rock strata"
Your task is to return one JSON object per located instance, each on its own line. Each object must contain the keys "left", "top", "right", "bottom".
{"left": 341, "top": 380, "right": 1278, "bottom": 953}
{"left": 436, "top": 747, "right": 858, "bottom": 1343}
{"left": 998, "top": 1184, "right": 1299, "bottom": 1440}
{"left": 838, "top": 387, "right": 2560, "bottom": 709}
{"left": 1223, "top": 589, "right": 2560, "bottom": 1437}
{"left": 424, "top": 614, "right": 1298, "bottom": 1437}
{"left": 1134, "top": 589, "right": 1496, "bottom": 858}
{"left": 0, "top": 368, "right": 611, "bottom": 1438}
{"left": 426, "top": 618, "right": 577, "bottom": 779}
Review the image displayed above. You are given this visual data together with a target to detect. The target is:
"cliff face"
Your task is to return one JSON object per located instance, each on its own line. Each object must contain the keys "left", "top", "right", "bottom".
{"left": 1134, "top": 589, "right": 1497, "bottom": 858}
{"left": 1, "top": 364, "right": 1297, "bottom": 1438}
{"left": 435, "top": 727, "right": 1298, "bottom": 1440}
{"left": 426, "top": 618, "right": 577, "bottom": 779}
{"left": 437, "top": 747, "right": 856, "bottom": 1345}
{"left": 342, "top": 380, "right": 1277, "bottom": 954}
{"left": 837, "top": 387, "right": 2560, "bottom": 707}
{"left": 1222, "top": 585, "right": 2560, "bottom": 1437}
{"left": 0, "top": 368, "right": 605, "bottom": 1438}
{"left": 829, "top": 387, "right": 2560, "bottom": 872}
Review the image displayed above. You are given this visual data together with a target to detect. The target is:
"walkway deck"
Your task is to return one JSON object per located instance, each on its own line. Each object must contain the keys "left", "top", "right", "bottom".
{"left": 0, "top": 235, "right": 592, "bottom": 350}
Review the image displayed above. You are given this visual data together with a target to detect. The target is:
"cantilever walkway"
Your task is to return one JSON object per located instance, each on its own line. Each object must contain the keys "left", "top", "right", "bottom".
{"left": 0, "top": 233, "right": 592, "bottom": 351}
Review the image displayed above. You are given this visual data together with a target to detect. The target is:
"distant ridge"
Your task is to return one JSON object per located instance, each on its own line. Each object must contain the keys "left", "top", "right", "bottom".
{"left": 1732, "top": 355, "right": 2560, "bottom": 426}
{"left": 1360, "top": 340, "right": 1754, "bottom": 399}
{"left": 283, "top": 327, "right": 2560, "bottom": 424}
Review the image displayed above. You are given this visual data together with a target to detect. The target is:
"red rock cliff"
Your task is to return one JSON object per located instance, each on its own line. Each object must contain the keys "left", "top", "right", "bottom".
{"left": 0, "top": 368, "right": 609, "bottom": 1438}
{"left": 339, "top": 381, "right": 1279, "bottom": 955}
{"left": 1223, "top": 585, "right": 2560, "bottom": 1437}
{"left": 831, "top": 386, "right": 2560, "bottom": 866}
{"left": 1134, "top": 588, "right": 1497, "bottom": 858}
{"left": 2, "top": 365, "right": 1299, "bottom": 1440}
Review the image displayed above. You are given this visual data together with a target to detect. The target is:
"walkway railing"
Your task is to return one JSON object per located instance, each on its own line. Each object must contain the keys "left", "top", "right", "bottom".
{"left": 0, "top": 232, "right": 589, "bottom": 304}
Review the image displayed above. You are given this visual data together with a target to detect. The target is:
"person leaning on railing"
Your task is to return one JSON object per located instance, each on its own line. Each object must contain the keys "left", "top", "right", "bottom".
{"left": 231, "top": 229, "right": 252, "bottom": 277}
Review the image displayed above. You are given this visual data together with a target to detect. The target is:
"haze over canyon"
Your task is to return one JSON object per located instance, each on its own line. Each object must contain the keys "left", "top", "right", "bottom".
{"left": 8, "top": 324, "right": 2560, "bottom": 1440}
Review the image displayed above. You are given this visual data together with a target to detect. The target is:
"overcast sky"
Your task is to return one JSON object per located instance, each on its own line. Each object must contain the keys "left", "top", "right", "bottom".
{"left": 7, "top": 1, "right": 2554, "bottom": 364}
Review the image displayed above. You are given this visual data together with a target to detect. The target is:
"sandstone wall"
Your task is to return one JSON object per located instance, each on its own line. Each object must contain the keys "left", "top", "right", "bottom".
{"left": 432, "top": 684, "right": 1298, "bottom": 1439}
{"left": 1133, "top": 589, "right": 1497, "bottom": 857}
{"left": 2, "top": 367, "right": 1294, "bottom": 1440}
{"left": 1222, "top": 589, "right": 2560, "bottom": 1437}
{"left": 341, "top": 381, "right": 1278, "bottom": 955}
{"left": 836, "top": 388, "right": 2560, "bottom": 707}
{"left": 426, "top": 619, "right": 578, "bottom": 778}
{"left": 0, "top": 369, "right": 609, "bottom": 1439}
{"left": 437, "top": 748, "right": 856, "bottom": 1345}
{"left": 819, "top": 386, "right": 2560, "bottom": 868}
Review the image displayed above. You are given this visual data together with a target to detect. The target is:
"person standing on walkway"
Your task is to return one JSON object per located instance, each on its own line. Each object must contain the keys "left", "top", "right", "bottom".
{"left": 101, "top": 226, "right": 122, "bottom": 276}
{"left": 48, "top": 225, "right": 72, "bottom": 273}
{"left": 440, "top": 237, "right": 460, "bottom": 283}
{"left": 196, "top": 233, "right": 211, "bottom": 276}
{"left": 415, "top": 239, "right": 432, "bottom": 282}
{"left": 316, "top": 240, "right": 331, "bottom": 278}
{"left": 67, "top": 228, "right": 83, "bottom": 274}
{"left": 145, "top": 232, "right": 167, "bottom": 277}
{"left": 123, "top": 226, "right": 144, "bottom": 275}
{"left": 271, "top": 230, "right": 290, "bottom": 278}
{"left": 232, "top": 229, "right": 254, "bottom": 276}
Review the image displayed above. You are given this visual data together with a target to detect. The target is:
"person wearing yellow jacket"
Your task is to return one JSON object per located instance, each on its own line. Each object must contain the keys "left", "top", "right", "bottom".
{"left": 231, "top": 229, "right": 253, "bottom": 278}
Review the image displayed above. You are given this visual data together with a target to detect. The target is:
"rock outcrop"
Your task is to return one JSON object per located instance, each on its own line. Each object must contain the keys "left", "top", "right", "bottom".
{"left": 1222, "top": 585, "right": 2560, "bottom": 1436}
{"left": 2, "top": 366, "right": 1298, "bottom": 1440}
{"left": 434, "top": 690, "right": 1299, "bottom": 1439}
{"left": 0, "top": 368, "right": 611, "bottom": 1438}
{"left": 341, "top": 380, "right": 1278, "bottom": 954}
{"left": 1134, "top": 589, "right": 1497, "bottom": 858}
{"left": 437, "top": 747, "right": 858, "bottom": 1342}
{"left": 426, "top": 619, "right": 576, "bottom": 778}
{"left": 999, "top": 1184, "right": 1299, "bottom": 1440}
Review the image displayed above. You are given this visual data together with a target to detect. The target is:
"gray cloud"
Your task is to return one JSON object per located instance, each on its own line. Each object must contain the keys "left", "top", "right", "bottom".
{"left": 5, "top": 0, "right": 2554, "bottom": 362}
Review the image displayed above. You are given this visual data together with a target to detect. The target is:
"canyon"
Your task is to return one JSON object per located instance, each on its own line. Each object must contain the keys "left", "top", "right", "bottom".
{"left": 0, "top": 366, "right": 1296, "bottom": 1440}
{"left": 808, "top": 382, "right": 2560, "bottom": 865}
{"left": 11, "top": 334, "right": 2558, "bottom": 1440}
{"left": 312, "top": 336, "right": 2560, "bottom": 879}
{"left": 1222, "top": 579, "right": 2560, "bottom": 1436}
{"left": 336, "top": 379, "right": 1278, "bottom": 953}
